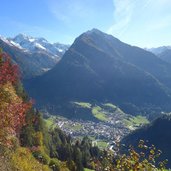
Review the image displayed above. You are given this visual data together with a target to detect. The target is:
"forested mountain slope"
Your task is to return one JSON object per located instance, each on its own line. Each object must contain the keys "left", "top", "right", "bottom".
{"left": 122, "top": 115, "right": 171, "bottom": 168}
{"left": 25, "top": 29, "right": 171, "bottom": 117}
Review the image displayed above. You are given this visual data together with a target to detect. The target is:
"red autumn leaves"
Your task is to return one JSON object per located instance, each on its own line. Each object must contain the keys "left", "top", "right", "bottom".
{"left": 0, "top": 52, "right": 19, "bottom": 85}
{"left": 0, "top": 51, "right": 31, "bottom": 146}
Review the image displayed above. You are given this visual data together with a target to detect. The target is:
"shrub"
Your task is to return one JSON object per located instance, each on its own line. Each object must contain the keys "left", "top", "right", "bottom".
{"left": 32, "top": 148, "right": 50, "bottom": 165}
{"left": 11, "top": 147, "right": 50, "bottom": 171}
{"left": 49, "top": 158, "right": 60, "bottom": 171}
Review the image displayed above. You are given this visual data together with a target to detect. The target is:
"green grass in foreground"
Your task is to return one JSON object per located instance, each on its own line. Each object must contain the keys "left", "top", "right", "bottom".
{"left": 92, "top": 106, "right": 107, "bottom": 121}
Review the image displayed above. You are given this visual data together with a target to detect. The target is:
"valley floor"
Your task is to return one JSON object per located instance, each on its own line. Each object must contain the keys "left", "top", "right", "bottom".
{"left": 44, "top": 102, "right": 149, "bottom": 149}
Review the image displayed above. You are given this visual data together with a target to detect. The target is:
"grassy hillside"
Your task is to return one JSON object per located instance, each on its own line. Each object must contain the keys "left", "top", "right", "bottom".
{"left": 72, "top": 101, "right": 149, "bottom": 127}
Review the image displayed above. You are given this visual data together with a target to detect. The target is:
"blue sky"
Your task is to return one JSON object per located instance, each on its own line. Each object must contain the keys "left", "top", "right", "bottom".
{"left": 0, "top": 0, "right": 171, "bottom": 47}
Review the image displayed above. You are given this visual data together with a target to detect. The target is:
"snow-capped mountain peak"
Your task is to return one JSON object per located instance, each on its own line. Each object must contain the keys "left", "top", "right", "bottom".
{"left": 0, "top": 35, "right": 24, "bottom": 50}
{"left": 13, "top": 33, "right": 32, "bottom": 42}
{"left": 0, "top": 34, "right": 70, "bottom": 78}
{"left": 9, "top": 34, "right": 70, "bottom": 56}
{"left": 0, "top": 35, "right": 11, "bottom": 45}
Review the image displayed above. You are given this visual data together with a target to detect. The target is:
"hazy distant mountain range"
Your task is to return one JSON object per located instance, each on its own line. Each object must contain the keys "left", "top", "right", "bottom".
{"left": 0, "top": 34, "right": 69, "bottom": 78}
{"left": 147, "top": 46, "right": 171, "bottom": 55}
{"left": 147, "top": 46, "right": 171, "bottom": 64}
{"left": 24, "top": 29, "right": 171, "bottom": 118}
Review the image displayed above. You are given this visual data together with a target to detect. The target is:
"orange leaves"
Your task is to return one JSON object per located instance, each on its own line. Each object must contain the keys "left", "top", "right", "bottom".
{"left": 0, "top": 51, "right": 31, "bottom": 146}
{"left": 0, "top": 89, "right": 32, "bottom": 146}
{"left": 1, "top": 100, "right": 32, "bottom": 134}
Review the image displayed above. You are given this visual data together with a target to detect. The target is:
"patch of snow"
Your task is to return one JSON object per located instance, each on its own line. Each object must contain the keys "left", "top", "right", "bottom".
{"left": 57, "top": 48, "right": 64, "bottom": 52}
{"left": 35, "top": 43, "right": 46, "bottom": 50}
{"left": 51, "top": 55, "right": 60, "bottom": 60}
{"left": 0, "top": 36, "right": 11, "bottom": 45}
{"left": 29, "top": 38, "right": 35, "bottom": 42}
{"left": 9, "top": 40, "right": 24, "bottom": 49}
{"left": 42, "top": 68, "right": 51, "bottom": 72}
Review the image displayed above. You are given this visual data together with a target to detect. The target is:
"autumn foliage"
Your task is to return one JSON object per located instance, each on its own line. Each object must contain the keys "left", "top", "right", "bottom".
{"left": 0, "top": 51, "right": 19, "bottom": 85}
{"left": 0, "top": 51, "right": 31, "bottom": 146}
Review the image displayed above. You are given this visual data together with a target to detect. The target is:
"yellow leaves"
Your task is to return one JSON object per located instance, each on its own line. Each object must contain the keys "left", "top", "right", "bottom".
{"left": 0, "top": 82, "right": 30, "bottom": 146}
{"left": 11, "top": 147, "right": 51, "bottom": 171}
{"left": 0, "top": 83, "right": 20, "bottom": 129}
{"left": 0, "top": 82, "right": 21, "bottom": 107}
{"left": 114, "top": 141, "right": 167, "bottom": 171}
{"left": 33, "top": 132, "right": 44, "bottom": 147}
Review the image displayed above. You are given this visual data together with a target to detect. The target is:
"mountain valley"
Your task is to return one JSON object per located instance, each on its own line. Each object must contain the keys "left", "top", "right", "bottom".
{"left": 1, "top": 29, "right": 171, "bottom": 170}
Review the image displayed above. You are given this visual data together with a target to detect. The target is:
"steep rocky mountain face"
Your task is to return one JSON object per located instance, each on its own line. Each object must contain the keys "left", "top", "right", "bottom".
{"left": 121, "top": 115, "right": 171, "bottom": 167}
{"left": 25, "top": 29, "right": 171, "bottom": 118}
{"left": 0, "top": 35, "right": 69, "bottom": 78}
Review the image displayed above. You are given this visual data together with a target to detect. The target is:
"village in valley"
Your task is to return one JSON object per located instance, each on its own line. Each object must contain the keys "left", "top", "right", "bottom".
{"left": 44, "top": 102, "right": 149, "bottom": 149}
